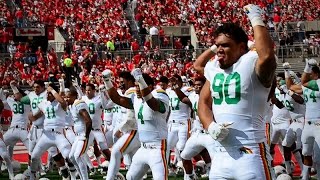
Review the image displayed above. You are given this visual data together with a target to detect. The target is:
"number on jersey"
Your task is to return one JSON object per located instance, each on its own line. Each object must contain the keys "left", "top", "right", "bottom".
{"left": 170, "top": 97, "right": 180, "bottom": 110}
{"left": 138, "top": 105, "right": 144, "bottom": 124}
{"left": 46, "top": 107, "right": 56, "bottom": 119}
{"left": 304, "top": 89, "right": 317, "bottom": 103}
{"left": 13, "top": 103, "right": 24, "bottom": 114}
{"left": 31, "top": 97, "right": 44, "bottom": 109}
{"left": 88, "top": 103, "right": 95, "bottom": 114}
{"left": 212, "top": 73, "right": 241, "bottom": 105}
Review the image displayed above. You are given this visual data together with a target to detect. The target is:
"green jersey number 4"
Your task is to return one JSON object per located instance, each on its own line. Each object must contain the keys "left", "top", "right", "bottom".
{"left": 212, "top": 72, "right": 241, "bottom": 105}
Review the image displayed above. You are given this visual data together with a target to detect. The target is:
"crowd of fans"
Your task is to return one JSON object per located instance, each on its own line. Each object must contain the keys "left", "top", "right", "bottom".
{"left": 1, "top": 0, "right": 320, "bottom": 87}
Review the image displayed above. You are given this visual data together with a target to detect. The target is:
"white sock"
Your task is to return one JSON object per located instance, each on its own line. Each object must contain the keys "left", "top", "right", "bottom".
{"left": 285, "top": 161, "right": 292, "bottom": 174}
{"left": 302, "top": 165, "right": 311, "bottom": 180}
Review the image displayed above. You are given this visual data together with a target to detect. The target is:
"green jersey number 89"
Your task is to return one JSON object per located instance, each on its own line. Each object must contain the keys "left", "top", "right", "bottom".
{"left": 212, "top": 72, "right": 241, "bottom": 105}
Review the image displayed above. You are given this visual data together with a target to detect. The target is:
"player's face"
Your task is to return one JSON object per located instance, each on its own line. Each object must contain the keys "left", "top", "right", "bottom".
{"left": 215, "top": 34, "right": 246, "bottom": 69}
{"left": 33, "top": 83, "right": 44, "bottom": 95}
{"left": 14, "top": 93, "right": 22, "bottom": 101}
{"left": 65, "top": 92, "right": 75, "bottom": 105}
{"left": 119, "top": 78, "right": 125, "bottom": 90}
{"left": 310, "top": 71, "right": 319, "bottom": 80}
{"left": 159, "top": 82, "right": 168, "bottom": 90}
{"left": 194, "top": 81, "right": 204, "bottom": 94}
{"left": 85, "top": 86, "right": 95, "bottom": 98}
{"left": 47, "top": 92, "right": 55, "bottom": 102}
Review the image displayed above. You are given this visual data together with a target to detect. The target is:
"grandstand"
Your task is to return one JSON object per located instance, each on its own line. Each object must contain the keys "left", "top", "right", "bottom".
{"left": 0, "top": 0, "right": 319, "bottom": 87}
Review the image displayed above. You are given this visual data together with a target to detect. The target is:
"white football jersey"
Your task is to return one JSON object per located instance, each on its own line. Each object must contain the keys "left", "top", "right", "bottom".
{"left": 283, "top": 94, "right": 305, "bottom": 120}
{"left": 263, "top": 101, "right": 273, "bottom": 124}
{"left": 28, "top": 91, "right": 47, "bottom": 126}
{"left": 167, "top": 86, "right": 193, "bottom": 122}
{"left": 4, "top": 96, "right": 30, "bottom": 128}
{"left": 272, "top": 88, "right": 291, "bottom": 123}
{"left": 82, "top": 95, "right": 103, "bottom": 129}
{"left": 204, "top": 51, "right": 270, "bottom": 145}
{"left": 69, "top": 99, "right": 89, "bottom": 134}
{"left": 188, "top": 92, "right": 203, "bottom": 130}
{"left": 38, "top": 100, "right": 66, "bottom": 129}
{"left": 65, "top": 107, "right": 73, "bottom": 127}
{"left": 302, "top": 79, "right": 320, "bottom": 121}
{"left": 112, "top": 87, "right": 137, "bottom": 129}
{"left": 132, "top": 89, "right": 170, "bottom": 142}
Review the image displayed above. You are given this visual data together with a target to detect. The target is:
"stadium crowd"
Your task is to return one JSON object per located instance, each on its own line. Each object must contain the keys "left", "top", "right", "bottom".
{"left": 0, "top": 0, "right": 320, "bottom": 86}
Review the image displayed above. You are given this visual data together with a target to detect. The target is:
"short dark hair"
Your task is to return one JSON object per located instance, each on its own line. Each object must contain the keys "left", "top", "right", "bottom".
{"left": 68, "top": 86, "right": 78, "bottom": 97}
{"left": 159, "top": 76, "right": 169, "bottom": 84}
{"left": 194, "top": 76, "right": 206, "bottom": 84}
{"left": 86, "top": 83, "right": 95, "bottom": 90}
{"left": 34, "top": 80, "right": 45, "bottom": 87}
{"left": 48, "top": 82, "right": 59, "bottom": 92}
{"left": 172, "top": 74, "right": 182, "bottom": 82}
{"left": 119, "top": 71, "right": 135, "bottom": 83}
{"left": 214, "top": 23, "right": 249, "bottom": 51}
{"left": 312, "top": 66, "right": 320, "bottom": 76}
{"left": 142, "top": 73, "right": 154, "bottom": 86}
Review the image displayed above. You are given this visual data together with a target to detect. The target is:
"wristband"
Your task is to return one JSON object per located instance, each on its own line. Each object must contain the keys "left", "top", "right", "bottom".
{"left": 11, "top": 85, "right": 19, "bottom": 94}
{"left": 138, "top": 79, "right": 148, "bottom": 90}
{"left": 143, "top": 93, "right": 153, "bottom": 101}
{"left": 51, "top": 89, "right": 58, "bottom": 95}
{"left": 287, "top": 90, "right": 294, "bottom": 96}
{"left": 210, "top": 45, "right": 218, "bottom": 53}
{"left": 250, "top": 17, "right": 265, "bottom": 27}
{"left": 304, "top": 65, "right": 312, "bottom": 73}
{"left": 284, "top": 70, "right": 290, "bottom": 79}
{"left": 104, "top": 80, "right": 114, "bottom": 90}
{"left": 59, "top": 80, "right": 65, "bottom": 93}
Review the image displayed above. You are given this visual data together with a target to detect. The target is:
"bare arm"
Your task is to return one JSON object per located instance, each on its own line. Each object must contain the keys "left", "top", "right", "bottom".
{"left": 198, "top": 80, "right": 214, "bottom": 129}
{"left": 48, "top": 87, "right": 67, "bottom": 110}
{"left": 254, "top": 26, "right": 277, "bottom": 88}
{"left": 270, "top": 96, "right": 285, "bottom": 109}
{"left": 301, "top": 72, "right": 311, "bottom": 85}
{"left": 140, "top": 88, "right": 166, "bottom": 113}
{"left": 173, "top": 88, "right": 192, "bottom": 108}
{"left": 28, "top": 111, "right": 44, "bottom": 122}
{"left": 79, "top": 109, "right": 92, "bottom": 138}
{"left": 107, "top": 87, "right": 133, "bottom": 109}
{"left": 290, "top": 84, "right": 303, "bottom": 95}
{"left": 194, "top": 48, "right": 215, "bottom": 75}
{"left": 290, "top": 94, "right": 304, "bottom": 104}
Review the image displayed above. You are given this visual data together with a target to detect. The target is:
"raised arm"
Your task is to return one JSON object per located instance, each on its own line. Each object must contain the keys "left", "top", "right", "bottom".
{"left": 47, "top": 86, "right": 68, "bottom": 110}
{"left": 102, "top": 69, "right": 133, "bottom": 109}
{"left": 171, "top": 77, "right": 192, "bottom": 108}
{"left": 131, "top": 68, "right": 166, "bottom": 113}
{"left": 194, "top": 45, "right": 217, "bottom": 75}
{"left": 244, "top": 4, "right": 276, "bottom": 87}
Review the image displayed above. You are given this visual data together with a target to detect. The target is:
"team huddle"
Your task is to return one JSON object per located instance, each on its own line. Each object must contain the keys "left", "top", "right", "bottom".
{"left": 0, "top": 4, "right": 319, "bottom": 180}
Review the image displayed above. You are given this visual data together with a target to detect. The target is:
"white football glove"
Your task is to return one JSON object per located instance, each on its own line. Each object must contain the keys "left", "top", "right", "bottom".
{"left": 58, "top": 78, "right": 65, "bottom": 92}
{"left": 99, "top": 84, "right": 105, "bottom": 92}
{"left": 102, "top": 69, "right": 113, "bottom": 82}
{"left": 304, "top": 58, "right": 318, "bottom": 73}
{"left": 279, "top": 85, "right": 288, "bottom": 94}
{"left": 72, "top": 78, "right": 79, "bottom": 87}
{"left": 308, "top": 58, "right": 318, "bottom": 66}
{"left": 289, "top": 71, "right": 301, "bottom": 85}
{"left": 243, "top": 4, "right": 265, "bottom": 27}
{"left": 131, "top": 68, "right": 143, "bottom": 82}
{"left": 208, "top": 122, "right": 233, "bottom": 141}
{"left": 282, "top": 62, "right": 291, "bottom": 70}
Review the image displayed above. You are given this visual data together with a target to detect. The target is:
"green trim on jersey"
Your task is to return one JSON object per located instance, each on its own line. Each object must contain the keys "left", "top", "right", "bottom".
{"left": 306, "top": 80, "right": 319, "bottom": 91}
{"left": 20, "top": 96, "right": 30, "bottom": 105}
{"left": 159, "top": 101, "right": 166, "bottom": 113}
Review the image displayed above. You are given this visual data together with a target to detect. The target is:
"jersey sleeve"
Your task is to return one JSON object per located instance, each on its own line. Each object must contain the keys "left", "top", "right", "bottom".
{"left": 20, "top": 96, "right": 31, "bottom": 105}
{"left": 75, "top": 100, "right": 89, "bottom": 114}
{"left": 181, "top": 86, "right": 193, "bottom": 96}
{"left": 305, "top": 80, "right": 320, "bottom": 91}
